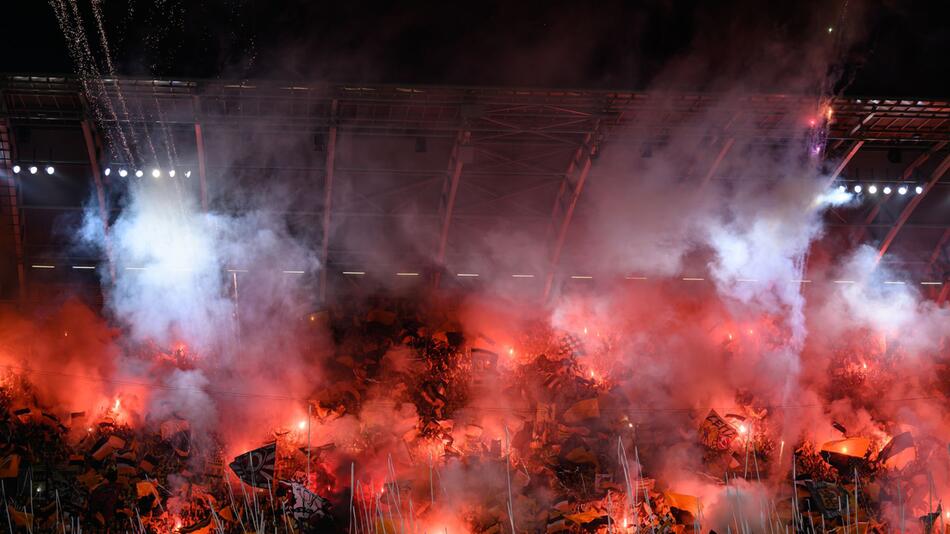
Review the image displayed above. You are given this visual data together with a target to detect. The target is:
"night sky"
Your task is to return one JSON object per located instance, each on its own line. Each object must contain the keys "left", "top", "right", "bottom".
{"left": 1, "top": 1, "right": 947, "bottom": 95}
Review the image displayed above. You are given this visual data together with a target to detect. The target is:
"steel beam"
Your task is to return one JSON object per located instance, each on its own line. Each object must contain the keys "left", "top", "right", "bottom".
{"left": 318, "top": 100, "right": 339, "bottom": 302}
{"left": 0, "top": 120, "right": 25, "bottom": 302}
{"left": 877, "top": 151, "right": 950, "bottom": 263}
{"left": 937, "top": 282, "right": 950, "bottom": 306}
{"left": 194, "top": 123, "right": 209, "bottom": 211}
{"left": 855, "top": 141, "right": 948, "bottom": 243}
{"left": 699, "top": 137, "right": 735, "bottom": 187}
{"left": 826, "top": 140, "right": 864, "bottom": 187}
{"left": 80, "top": 119, "right": 115, "bottom": 281}
{"left": 543, "top": 121, "right": 602, "bottom": 300}
{"left": 432, "top": 130, "right": 470, "bottom": 288}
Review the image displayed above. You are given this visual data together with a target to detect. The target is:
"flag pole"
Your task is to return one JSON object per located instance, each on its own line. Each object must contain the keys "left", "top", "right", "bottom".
{"left": 306, "top": 402, "right": 312, "bottom": 489}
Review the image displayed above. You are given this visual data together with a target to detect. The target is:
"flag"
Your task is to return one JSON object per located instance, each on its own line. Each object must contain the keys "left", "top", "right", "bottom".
{"left": 664, "top": 492, "right": 701, "bottom": 517}
{"left": 180, "top": 517, "right": 213, "bottom": 534}
{"left": 699, "top": 410, "right": 737, "bottom": 450}
{"left": 229, "top": 442, "right": 276, "bottom": 488}
{"left": 289, "top": 483, "right": 329, "bottom": 521}
{"left": 820, "top": 437, "right": 870, "bottom": 459}
{"left": 0, "top": 455, "right": 20, "bottom": 478}
{"left": 562, "top": 398, "right": 599, "bottom": 424}
{"left": 878, "top": 432, "right": 914, "bottom": 463}
{"left": 558, "top": 334, "right": 586, "bottom": 357}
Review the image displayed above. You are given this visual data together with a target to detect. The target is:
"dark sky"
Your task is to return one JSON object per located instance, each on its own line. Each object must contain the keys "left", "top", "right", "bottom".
{"left": 1, "top": 0, "right": 947, "bottom": 96}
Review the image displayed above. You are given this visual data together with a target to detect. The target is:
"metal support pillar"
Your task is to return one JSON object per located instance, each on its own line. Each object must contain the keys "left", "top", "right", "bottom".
{"left": 877, "top": 152, "right": 950, "bottom": 263}
{"left": 0, "top": 120, "right": 25, "bottom": 302}
{"left": 194, "top": 123, "right": 209, "bottom": 211}
{"left": 432, "top": 129, "right": 470, "bottom": 289}
{"left": 80, "top": 119, "right": 115, "bottom": 281}
{"left": 543, "top": 121, "right": 602, "bottom": 300}
{"left": 318, "top": 100, "right": 339, "bottom": 302}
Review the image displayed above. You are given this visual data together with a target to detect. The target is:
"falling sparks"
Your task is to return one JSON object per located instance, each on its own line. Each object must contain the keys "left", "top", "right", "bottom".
{"left": 297, "top": 420, "right": 307, "bottom": 430}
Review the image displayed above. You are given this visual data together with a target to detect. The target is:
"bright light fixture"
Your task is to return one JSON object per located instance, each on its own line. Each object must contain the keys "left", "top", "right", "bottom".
{"left": 168, "top": 169, "right": 176, "bottom": 178}
{"left": 151, "top": 168, "right": 161, "bottom": 178}
{"left": 118, "top": 169, "right": 128, "bottom": 178}
{"left": 853, "top": 184, "right": 862, "bottom": 193}
{"left": 135, "top": 170, "right": 144, "bottom": 178}
{"left": 12, "top": 165, "right": 21, "bottom": 174}
{"left": 868, "top": 185, "right": 878, "bottom": 194}
{"left": 882, "top": 186, "right": 891, "bottom": 194}
{"left": 28, "top": 166, "right": 38, "bottom": 175}
{"left": 898, "top": 186, "right": 907, "bottom": 195}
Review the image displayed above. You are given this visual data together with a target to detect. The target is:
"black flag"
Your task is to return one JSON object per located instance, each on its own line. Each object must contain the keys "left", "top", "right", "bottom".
{"left": 229, "top": 442, "right": 276, "bottom": 488}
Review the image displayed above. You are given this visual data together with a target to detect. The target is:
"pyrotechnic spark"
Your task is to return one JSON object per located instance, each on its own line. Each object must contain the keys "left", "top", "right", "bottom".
{"left": 297, "top": 420, "right": 306, "bottom": 430}
{"left": 738, "top": 424, "right": 748, "bottom": 434}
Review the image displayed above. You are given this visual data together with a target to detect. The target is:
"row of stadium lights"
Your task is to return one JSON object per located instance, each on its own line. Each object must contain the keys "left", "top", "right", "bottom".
{"left": 11, "top": 164, "right": 55, "bottom": 175}
{"left": 11, "top": 165, "right": 926, "bottom": 196}
{"left": 11, "top": 164, "right": 191, "bottom": 179}
{"left": 27, "top": 264, "right": 946, "bottom": 286}
{"left": 840, "top": 183, "right": 924, "bottom": 196}
{"left": 103, "top": 167, "right": 191, "bottom": 179}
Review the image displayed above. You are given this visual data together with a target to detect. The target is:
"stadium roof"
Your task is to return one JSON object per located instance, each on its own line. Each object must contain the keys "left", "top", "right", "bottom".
{"left": 2, "top": 75, "right": 949, "bottom": 305}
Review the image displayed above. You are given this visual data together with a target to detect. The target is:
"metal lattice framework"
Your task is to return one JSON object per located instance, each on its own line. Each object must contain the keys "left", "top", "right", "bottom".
{"left": 1, "top": 75, "right": 949, "bottom": 304}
